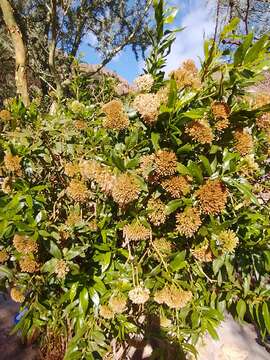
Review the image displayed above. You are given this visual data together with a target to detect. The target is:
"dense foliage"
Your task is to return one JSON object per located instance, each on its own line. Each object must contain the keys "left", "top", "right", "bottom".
{"left": 0, "top": 3, "right": 270, "bottom": 359}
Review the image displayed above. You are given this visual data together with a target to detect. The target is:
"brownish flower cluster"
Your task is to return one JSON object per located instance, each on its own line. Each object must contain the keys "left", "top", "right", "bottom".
{"left": 112, "top": 173, "right": 140, "bottom": 206}
{"left": 139, "top": 154, "right": 155, "bottom": 179}
{"left": 0, "top": 109, "right": 12, "bottom": 121}
{"left": 4, "top": 153, "right": 22, "bottom": 174}
{"left": 196, "top": 179, "right": 228, "bottom": 215}
{"left": 128, "top": 285, "right": 150, "bottom": 304}
{"left": 256, "top": 113, "right": 270, "bottom": 131}
{"left": 74, "top": 119, "right": 88, "bottom": 130}
{"left": 185, "top": 119, "right": 213, "bottom": 144}
{"left": 0, "top": 249, "right": 9, "bottom": 263}
{"left": 102, "top": 99, "right": 129, "bottom": 130}
{"left": 1, "top": 177, "right": 12, "bottom": 194}
{"left": 134, "top": 74, "right": 154, "bottom": 92}
{"left": 156, "top": 85, "right": 170, "bottom": 105}
{"left": 64, "top": 162, "right": 79, "bottom": 177}
{"left": 10, "top": 288, "right": 25, "bottom": 303}
{"left": 176, "top": 207, "right": 201, "bottom": 237}
{"left": 249, "top": 92, "right": 270, "bottom": 109}
{"left": 170, "top": 60, "right": 201, "bottom": 89}
{"left": 162, "top": 175, "right": 191, "bottom": 198}
{"left": 108, "top": 295, "right": 127, "bottom": 314}
{"left": 55, "top": 259, "right": 69, "bottom": 279}
{"left": 79, "top": 159, "right": 101, "bottom": 180}
{"left": 88, "top": 219, "right": 98, "bottom": 231}
{"left": 19, "top": 256, "right": 39, "bottom": 273}
{"left": 99, "top": 305, "right": 114, "bottom": 319}
{"left": 211, "top": 101, "right": 230, "bottom": 119}
{"left": 152, "top": 238, "right": 172, "bottom": 260}
{"left": 238, "top": 155, "right": 259, "bottom": 177}
{"left": 234, "top": 130, "right": 253, "bottom": 156}
{"left": 147, "top": 198, "right": 166, "bottom": 226}
{"left": 66, "top": 180, "right": 90, "bottom": 202}
{"left": 65, "top": 211, "right": 82, "bottom": 226}
{"left": 191, "top": 240, "right": 213, "bottom": 262}
{"left": 13, "top": 234, "right": 38, "bottom": 254}
{"left": 154, "top": 150, "right": 178, "bottom": 177}
{"left": 154, "top": 285, "right": 192, "bottom": 309}
{"left": 133, "top": 93, "right": 160, "bottom": 125}
{"left": 123, "top": 222, "right": 151, "bottom": 242}
{"left": 218, "top": 230, "right": 239, "bottom": 254}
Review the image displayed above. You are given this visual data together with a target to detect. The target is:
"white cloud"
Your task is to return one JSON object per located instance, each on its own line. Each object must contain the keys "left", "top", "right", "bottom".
{"left": 165, "top": 0, "right": 215, "bottom": 72}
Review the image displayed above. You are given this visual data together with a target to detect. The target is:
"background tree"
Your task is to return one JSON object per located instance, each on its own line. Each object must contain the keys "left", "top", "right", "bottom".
{"left": 0, "top": 0, "right": 152, "bottom": 102}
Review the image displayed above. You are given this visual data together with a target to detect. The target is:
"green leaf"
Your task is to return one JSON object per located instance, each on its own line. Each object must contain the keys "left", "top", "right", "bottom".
{"left": 262, "top": 303, "right": 270, "bottom": 334}
{"left": 165, "top": 199, "right": 182, "bottom": 215}
{"left": 199, "top": 155, "right": 212, "bottom": 176}
{"left": 236, "top": 299, "right": 246, "bottom": 321}
{"left": 244, "top": 35, "right": 269, "bottom": 64}
{"left": 229, "top": 180, "right": 259, "bottom": 206}
{"left": 69, "top": 282, "right": 78, "bottom": 302}
{"left": 0, "top": 265, "right": 13, "bottom": 280}
{"left": 151, "top": 132, "right": 160, "bottom": 150}
{"left": 234, "top": 33, "right": 253, "bottom": 66}
{"left": 213, "top": 257, "right": 224, "bottom": 275}
{"left": 49, "top": 240, "right": 62, "bottom": 259}
{"left": 220, "top": 18, "right": 240, "bottom": 40}
{"left": 79, "top": 287, "right": 89, "bottom": 316}
{"left": 177, "top": 163, "right": 192, "bottom": 176}
{"left": 41, "top": 258, "right": 58, "bottom": 274}
{"left": 170, "top": 251, "right": 187, "bottom": 271}
{"left": 206, "top": 320, "right": 219, "bottom": 340}
{"left": 187, "top": 161, "right": 203, "bottom": 184}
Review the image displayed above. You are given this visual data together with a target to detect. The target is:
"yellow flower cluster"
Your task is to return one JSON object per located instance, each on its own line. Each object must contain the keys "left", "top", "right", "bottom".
{"left": 0, "top": 249, "right": 9, "bottom": 263}
{"left": 134, "top": 74, "right": 154, "bottom": 92}
{"left": 211, "top": 101, "right": 230, "bottom": 119}
{"left": 99, "top": 305, "right": 114, "bottom": 319}
{"left": 55, "top": 259, "right": 69, "bottom": 279}
{"left": 64, "top": 162, "right": 80, "bottom": 177}
{"left": 133, "top": 93, "right": 160, "bottom": 125}
{"left": 112, "top": 173, "right": 140, "bottom": 206}
{"left": 65, "top": 211, "right": 82, "bottom": 226}
{"left": 196, "top": 179, "right": 228, "bottom": 215}
{"left": 191, "top": 240, "right": 213, "bottom": 262}
{"left": 176, "top": 207, "right": 201, "bottom": 237}
{"left": 74, "top": 119, "right": 88, "bottom": 130}
{"left": 156, "top": 85, "right": 170, "bottom": 105}
{"left": 128, "top": 285, "right": 150, "bottom": 304}
{"left": 19, "top": 256, "right": 39, "bottom": 273}
{"left": 10, "top": 288, "right": 25, "bottom": 303}
{"left": 152, "top": 238, "right": 172, "bottom": 260}
{"left": 123, "top": 222, "right": 151, "bottom": 242}
{"left": 68, "top": 100, "right": 85, "bottom": 114}
{"left": 79, "top": 159, "right": 101, "bottom": 180}
{"left": 4, "top": 153, "right": 22, "bottom": 174}
{"left": 0, "top": 109, "right": 12, "bottom": 121}
{"left": 147, "top": 198, "right": 166, "bottom": 226}
{"left": 234, "top": 130, "right": 253, "bottom": 156}
{"left": 218, "top": 230, "right": 239, "bottom": 254}
{"left": 162, "top": 175, "right": 191, "bottom": 198}
{"left": 102, "top": 99, "right": 129, "bottom": 130}
{"left": 238, "top": 155, "right": 259, "bottom": 177}
{"left": 170, "top": 60, "right": 201, "bottom": 89}
{"left": 66, "top": 179, "right": 90, "bottom": 202}
{"left": 249, "top": 92, "right": 270, "bottom": 109}
{"left": 154, "top": 285, "right": 192, "bottom": 309}
{"left": 108, "top": 295, "right": 127, "bottom": 314}
{"left": 154, "top": 150, "right": 178, "bottom": 177}
{"left": 13, "top": 234, "right": 38, "bottom": 254}
{"left": 185, "top": 119, "right": 213, "bottom": 144}
{"left": 139, "top": 154, "right": 155, "bottom": 179}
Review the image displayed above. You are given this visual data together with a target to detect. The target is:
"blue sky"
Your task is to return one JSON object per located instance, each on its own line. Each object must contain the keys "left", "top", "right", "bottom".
{"left": 79, "top": 0, "right": 215, "bottom": 83}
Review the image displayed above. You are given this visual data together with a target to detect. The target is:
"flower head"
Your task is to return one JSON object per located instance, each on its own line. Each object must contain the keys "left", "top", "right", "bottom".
{"left": 196, "top": 179, "right": 228, "bottom": 215}
{"left": 0, "top": 109, "right": 12, "bottom": 121}
{"left": 147, "top": 198, "right": 166, "bottom": 226}
{"left": 154, "top": 285, "right": 192, "bottom": 309}
{"left": 238, "top": 155, "right": 259, "bottom": 177}
{"left": 191, "top": 240, "right": 213, "bottom": 262}
{"left": 74, "top": 119, "right": 88, "bottom": 130}
{"left": 109, "top": 295, "right": 127, "bottom": 314}
{"left": 64, "top": 162, "right": 79, "bottom": 177}
{"left": 94, "top": 168, "right": 116, "bottom": 196}
{"left": 154, "top": 150, "right": 177, "bottom": 177}
{"left": 211, "top": 101, "right": 230, "bottom": 119}
{"left": 99, "top": 305, "right": 114, "bottom": 319}
{"left": 176, "top": 207, "right": 201, "bottom": 237}
{"left": 13, "top": 234, "right": 38, "bottom": 254}
{"left": 10, "top": 288, "right": 25, "bottom": 303}
{"left": 102, "top": 99, "right": 129, "bottom": 130}
{"left": 218, "top": 230, "right": 239, "bottom": 254}
{"left": 134, "top": 74, "right": 154, "bottom": 92}
{"left": 19, "top": 257, "right": 39, "bottom": 273}
{"left": 185, "top": 119, "right": 213, "bottom": 144}
{"left": 156, "top": 86, "right": 170, "bottom": 105}
{"left": 128, "top": 285, "right": 150, "bottom": 304}
{"left": 215, "top": 118, "right": 230, "bottom": 131}
{"left": 1, "top": 177, "right": 12, "bottom": 193}
{"left": 123, "top": 222, "right": 151, "bottom": 242}
{"left": 162, "top": 176, "right": 191, "bottom": 198}
{"left": 66, "top": 180, "right": 90, "bottom": 202}
{"left": 55, "top": 259, "right": 69, "bottom": 279}
{"left": 79, "top": 160, "right": 102, "bottom": 180}
{"left": 139, "top": 154, "right": 155, "bottom": 179}
{"left": 133, "top": 93, "right": 160, "bottom": 125}
{"left": 68, "top": 100, "right": 85, "bottom": 114}
{"left": 65, "top": 210, "right": 82, "bottom": 226}
{"left": 152, "top": 238, "right": 172, "bottom": 260}
{"left": 4, "top": 154, "right": 22, "bottom": 173}
{"left": 234, "top": 130, "right": 253, "bottom": 155}
{"left": 256, "top": 113, "right": 270, "bottom": 130}
{"left": 112, "top": 173, "right": 140, "bottom": 206}
{"left": 0, "top": 249, "right": 9, "bottom": 263}
{"left": 170, "top": 60, "right": 201, "bottom": 89}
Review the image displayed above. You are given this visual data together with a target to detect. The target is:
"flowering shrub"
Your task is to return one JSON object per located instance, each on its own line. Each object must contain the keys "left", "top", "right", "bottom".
{"left": 0, "top": 4, "right": 270, "bottom": 360}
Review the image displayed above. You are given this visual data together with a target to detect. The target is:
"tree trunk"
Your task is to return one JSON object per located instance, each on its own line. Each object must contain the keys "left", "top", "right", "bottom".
{"left": 0, "top": 0, "right": 30, "bottom": 106}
